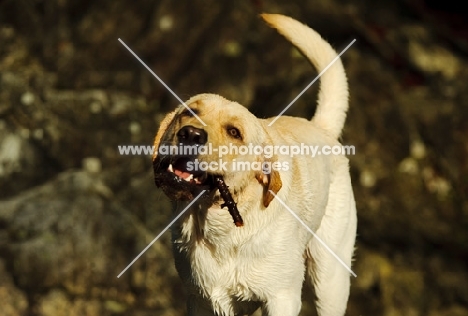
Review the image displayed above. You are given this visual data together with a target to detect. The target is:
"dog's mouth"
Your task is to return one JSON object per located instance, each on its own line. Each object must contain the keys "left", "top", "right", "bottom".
{"left": 154, "top": 155, "right": 244, "bottom": 226}
{"left": 169, "top": 157, "right": 208, "bottom": 185}
{"left": 153, "top": 155, "right": 216, "bottom": 201}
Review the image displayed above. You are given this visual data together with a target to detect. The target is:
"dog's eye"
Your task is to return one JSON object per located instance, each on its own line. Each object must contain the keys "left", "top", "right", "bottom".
{"left": 227, "top": 127, "right": 241, "bottom": 139}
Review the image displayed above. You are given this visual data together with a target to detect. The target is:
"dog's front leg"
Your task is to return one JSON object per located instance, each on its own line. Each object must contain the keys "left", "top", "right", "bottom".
{"left": 262, "top": 290, "right": 302, "bottom": 316}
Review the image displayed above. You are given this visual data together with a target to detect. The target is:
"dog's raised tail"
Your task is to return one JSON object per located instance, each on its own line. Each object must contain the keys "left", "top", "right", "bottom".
{"left": 262, "top": 13, "right": 349, "bottom": 139}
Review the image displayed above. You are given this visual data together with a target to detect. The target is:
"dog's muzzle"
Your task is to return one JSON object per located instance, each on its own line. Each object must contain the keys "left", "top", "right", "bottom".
{"left": 153, "top": 125, "right": 215, "bottom": 200}
{"left": 176, "top": 125, "right": 207, "bottom": 146}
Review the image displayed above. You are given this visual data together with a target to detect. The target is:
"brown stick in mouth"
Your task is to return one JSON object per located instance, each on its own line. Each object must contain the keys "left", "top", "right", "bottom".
{"left": 214, "top": 176, "right": 244, "bottom": 227}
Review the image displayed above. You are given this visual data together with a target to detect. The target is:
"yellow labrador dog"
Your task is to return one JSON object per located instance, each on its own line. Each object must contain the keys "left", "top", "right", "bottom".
{"left": 152, "top": 14, "right": 356, "bottom": 316}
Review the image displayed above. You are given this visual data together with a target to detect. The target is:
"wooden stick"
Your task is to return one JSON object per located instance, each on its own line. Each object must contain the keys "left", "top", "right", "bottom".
{"left": 214, "top": 176, "right": 243, "bottom": 227}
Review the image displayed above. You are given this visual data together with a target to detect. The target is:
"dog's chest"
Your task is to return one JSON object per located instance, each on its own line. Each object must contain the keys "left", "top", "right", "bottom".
{"left": 191, "top": 241, "right": 263, "bottom": 300}
{"left": 173, "top": 224, "right": 276, "bottom": 304}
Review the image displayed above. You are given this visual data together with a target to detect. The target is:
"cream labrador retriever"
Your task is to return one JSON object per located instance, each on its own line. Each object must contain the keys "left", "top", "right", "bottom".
{"left": 152, "top": 14, "right": 357, "bottom": 316}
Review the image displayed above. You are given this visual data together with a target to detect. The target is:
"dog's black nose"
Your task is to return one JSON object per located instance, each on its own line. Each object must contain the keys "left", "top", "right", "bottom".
{"left": 177, "top": 125, "right": 207, "bottom": 145}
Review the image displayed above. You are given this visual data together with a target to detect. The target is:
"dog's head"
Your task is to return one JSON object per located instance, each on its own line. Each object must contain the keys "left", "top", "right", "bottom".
{"left": 152, "top": 93, "right": 282, "bottom": 207}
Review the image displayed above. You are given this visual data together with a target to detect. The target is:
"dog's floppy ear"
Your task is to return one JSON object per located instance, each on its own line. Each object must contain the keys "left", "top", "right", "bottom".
{"left": 255, "top": 159, "right": 282, "bottom": 208}
{"left": 152, "top": 109, "right": 178, "bottom": 161}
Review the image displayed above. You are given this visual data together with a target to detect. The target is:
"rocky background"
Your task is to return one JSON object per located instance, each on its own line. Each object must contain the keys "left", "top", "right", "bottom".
{"left": 0, "top": 0, "right": 467, "bottom": 315}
